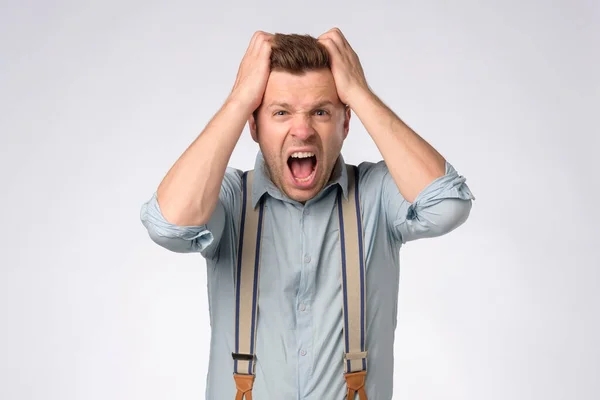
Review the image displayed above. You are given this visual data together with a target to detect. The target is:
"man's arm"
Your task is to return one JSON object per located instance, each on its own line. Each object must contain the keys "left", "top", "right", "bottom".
{"left": 318, "top": 28, "right": 446, "bottom": 203}
{"left": 140, "top": 31, "right": 274, "bottom": 255}
{"left": 319, "top": 28, "right": 474, "bottom": 242}
{"left": 141, "top": 167, "right": 246, "bottom": 254}
{"left": 153, "top": 31, "right": 273, "bottom": 227}
{"left": 156, "top": 99, "right": 248, "bottom": 227}
{"left": 349, "top": 91, "right": 446, "bottom": 203}
{"left": 358, "top": 160, "right": 474, "bottom": 244}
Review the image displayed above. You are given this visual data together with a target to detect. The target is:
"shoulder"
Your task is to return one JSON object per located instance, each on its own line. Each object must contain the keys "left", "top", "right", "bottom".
{"left": 353, "top": 159, "right": 391, "bottom": 187}
{"left": 339, "top": 159, "right": 391, "bottom": 208}
{"left": 219, "top": 167, "right": 245, "bottom": 197}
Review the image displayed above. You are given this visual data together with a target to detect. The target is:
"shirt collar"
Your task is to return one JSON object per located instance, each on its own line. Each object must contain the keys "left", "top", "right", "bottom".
{"left": 251, "top": 151, "right": 349, "bottom": 208}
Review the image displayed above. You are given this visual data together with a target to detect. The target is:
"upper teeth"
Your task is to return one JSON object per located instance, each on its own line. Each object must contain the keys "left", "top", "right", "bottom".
{"left": 291, "top": 152, "right": 315, "bottom": 158}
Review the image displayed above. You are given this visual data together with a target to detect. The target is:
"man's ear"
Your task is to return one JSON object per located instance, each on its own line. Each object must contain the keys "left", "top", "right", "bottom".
{"left": 249, "top": 111, "right": 258, "bottom": 143}
{"left": 343, "top": 105, "right": 351, "bottom": 139}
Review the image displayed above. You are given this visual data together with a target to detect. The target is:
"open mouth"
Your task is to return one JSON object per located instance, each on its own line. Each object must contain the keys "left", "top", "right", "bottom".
{"left": 287, "top": 151, "right": 317, "bottom": 186}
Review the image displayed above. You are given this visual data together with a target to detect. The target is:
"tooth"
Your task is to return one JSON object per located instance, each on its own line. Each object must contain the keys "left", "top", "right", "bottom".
{"left": 291, "top": 152, "right": 315, "bottom": 158}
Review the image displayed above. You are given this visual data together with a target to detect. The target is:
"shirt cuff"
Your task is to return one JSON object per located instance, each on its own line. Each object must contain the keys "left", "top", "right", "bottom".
{"left": 406, "top": 161, "right": 475, "bottom": 221}
{"left": 140, "top": 192, "right": 214, "bottom": 249}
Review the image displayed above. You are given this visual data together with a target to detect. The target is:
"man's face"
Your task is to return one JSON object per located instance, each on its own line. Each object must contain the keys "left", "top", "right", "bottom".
{"left": 250, "top": 68, "right": 350, "bottom": 203}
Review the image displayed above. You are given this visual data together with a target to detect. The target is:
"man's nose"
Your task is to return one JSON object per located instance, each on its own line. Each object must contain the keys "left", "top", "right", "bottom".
{"left": 290, "top": 116, "right": 315, "bottom": 141}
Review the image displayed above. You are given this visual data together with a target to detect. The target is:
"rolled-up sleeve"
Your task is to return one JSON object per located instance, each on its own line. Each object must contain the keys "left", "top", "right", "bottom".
{"left": 140, "top": 167, "right": 242, "bottom": 256}
{"left": 140, "top": 192, "right": 226, "bottom": 254}
{"left": 380, "top": 161, "right": 475, "bottom": 244}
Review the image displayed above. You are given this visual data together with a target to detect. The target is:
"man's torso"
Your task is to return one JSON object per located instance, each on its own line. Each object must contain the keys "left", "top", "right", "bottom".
{"left": 203, "top": 160, "right": 402, "bottom": 399}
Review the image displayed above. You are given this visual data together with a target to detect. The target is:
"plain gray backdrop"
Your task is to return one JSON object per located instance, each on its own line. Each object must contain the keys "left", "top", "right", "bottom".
{"left": 1, "top": 0, "right": 598, "bottom": 399}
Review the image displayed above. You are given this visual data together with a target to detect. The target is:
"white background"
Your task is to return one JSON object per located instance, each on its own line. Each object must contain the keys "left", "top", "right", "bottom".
{"left": 1, "top": 0, "right": 598, "bottom": 399}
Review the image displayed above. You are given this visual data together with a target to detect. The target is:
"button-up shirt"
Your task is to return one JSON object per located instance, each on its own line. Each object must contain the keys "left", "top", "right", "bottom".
{"left": 140, "top": 152, "right": 475, "bottom": 399}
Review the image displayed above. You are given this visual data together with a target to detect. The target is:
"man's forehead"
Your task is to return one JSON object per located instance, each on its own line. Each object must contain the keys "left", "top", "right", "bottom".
{"left": 265, "top": 98, "right": 337, "bottom": 109}
{"left": 261, "top": 69, "right": 341, "bottom": 108}
{"left": 265, "top": 69, "right": 335, "bottom": 89}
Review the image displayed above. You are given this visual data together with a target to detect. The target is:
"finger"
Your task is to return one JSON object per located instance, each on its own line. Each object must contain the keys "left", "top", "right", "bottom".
{"left": 317, "top": 28, "right": 337, "bottom": 41}
{"left": 235, "top": 32, "right": 268, "bottom": 86}
{"left": 258, "top": 37, "right": 273, "bottom": 61}
{"left": 247, "top": 31, "right": 263, "bottom": 54}
{"left": 258, "top": 33, "right": 274, "bottom": 53}
{"left": 336, "top": 29, "right": 355, "bottom": 53}
{"left": 328, "top": 27, "right": 356, "bottom": 55}
{"left": 320, "top": 30, "right": 347, "bottom": 52}
{"left": 249, "top": 31, "right": 271, "bottom": 56}
{"left": 318, "top": 37, "right": 342, "bottom": 61}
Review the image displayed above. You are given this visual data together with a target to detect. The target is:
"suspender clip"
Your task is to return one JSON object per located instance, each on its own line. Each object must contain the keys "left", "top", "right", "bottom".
{"left": 232, "top": 352, "right": 255, "bottom": 361}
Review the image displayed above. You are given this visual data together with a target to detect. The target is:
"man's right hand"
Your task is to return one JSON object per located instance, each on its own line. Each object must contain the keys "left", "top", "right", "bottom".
{"left": 229, "top": 31, "right": 273, "bottom": 112}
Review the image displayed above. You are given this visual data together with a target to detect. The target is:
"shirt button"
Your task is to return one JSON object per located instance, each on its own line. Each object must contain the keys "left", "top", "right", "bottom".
{"left": 304, "top": 209, "right": 310, "bottom": 215}
{"left": 299, "top": 303, "right": 306, "bottom": 311}
{"left": 300, "top": 350, "right": 307, "bottom": 356}
{"left": 304, "top": 255, "right": 311, "bottom": 263}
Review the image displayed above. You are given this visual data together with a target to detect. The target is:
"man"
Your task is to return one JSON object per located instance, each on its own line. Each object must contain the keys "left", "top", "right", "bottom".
{"left": 140, "top": 28, "right": 474, "bottom": 400}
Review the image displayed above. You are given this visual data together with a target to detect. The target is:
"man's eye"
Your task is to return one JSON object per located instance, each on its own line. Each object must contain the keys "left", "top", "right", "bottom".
{"left": 314, "top": 110, "right": 329, "bottom": 116}
{"left": 274, "top": 110, "right": 287, "bottom": 116}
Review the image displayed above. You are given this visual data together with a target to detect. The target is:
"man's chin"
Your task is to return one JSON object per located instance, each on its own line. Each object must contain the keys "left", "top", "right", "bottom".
{"left": 284, "top": 187, "right": 320, "bottom": 203}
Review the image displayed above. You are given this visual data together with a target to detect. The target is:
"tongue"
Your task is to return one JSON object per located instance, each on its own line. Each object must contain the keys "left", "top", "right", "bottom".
{"left": 289, "top": 157, "right": 313, "bottom": 179}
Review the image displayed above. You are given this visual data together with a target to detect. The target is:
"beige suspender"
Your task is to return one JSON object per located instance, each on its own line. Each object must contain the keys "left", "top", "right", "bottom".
{"left": 339, "top": 165, "right": 368, "bottom": 399}
{"left": 233, "top": 165, "right": 368, "bottom": 400}
{"left": 232, "top": 170, "right": 264, "bottom": 400}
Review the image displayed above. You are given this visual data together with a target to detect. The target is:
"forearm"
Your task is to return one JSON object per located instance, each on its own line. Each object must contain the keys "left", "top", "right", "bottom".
{"left": 350, "top": 88, "right": 446, "bottom": 203}
{"left": 157, "top": 97, "right": 252, "bottom": 226}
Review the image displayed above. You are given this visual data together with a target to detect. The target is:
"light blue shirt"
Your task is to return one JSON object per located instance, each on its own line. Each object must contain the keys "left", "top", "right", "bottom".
{"left": 140, "top": 152, "right": 475, "bottom": 399}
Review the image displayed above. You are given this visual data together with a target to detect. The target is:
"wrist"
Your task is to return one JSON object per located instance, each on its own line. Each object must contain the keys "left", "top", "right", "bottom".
{"left": 225, "top": 91, "right": 259, "bottom": 116}
{"left": 346, "top": 85, "right": 375, "bottom": 109}
{"left": 347, "top": 86, "right": 378, "bottom": 113}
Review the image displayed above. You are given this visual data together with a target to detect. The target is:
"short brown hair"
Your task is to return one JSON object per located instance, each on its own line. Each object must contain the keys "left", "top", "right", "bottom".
{"left": 270, "top": 33, "right": 330, "bottom": 72}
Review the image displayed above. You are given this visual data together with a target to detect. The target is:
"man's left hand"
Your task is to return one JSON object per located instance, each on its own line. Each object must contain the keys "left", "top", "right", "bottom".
{"left": 317, "top": 27, "right": 370, "bottom": 107}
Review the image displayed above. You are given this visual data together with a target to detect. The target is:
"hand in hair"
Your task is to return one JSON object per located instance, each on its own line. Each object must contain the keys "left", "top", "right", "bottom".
{"left": 230, "top": 31, "right": 274, "bottom": 112}
{"left": 317, "top": 27, "right": 370, "bottom": 108}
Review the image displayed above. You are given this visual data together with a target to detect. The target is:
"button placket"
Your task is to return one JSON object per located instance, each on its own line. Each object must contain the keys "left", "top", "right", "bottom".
{"left": 297, "top": 207, "right": 315, "bottom": 398}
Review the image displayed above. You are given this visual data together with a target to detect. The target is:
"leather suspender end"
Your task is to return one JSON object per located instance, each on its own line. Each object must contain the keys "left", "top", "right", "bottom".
{"left": 233, "top": 373, "right": 255, "bottom": 400}
{"left": 344, "top": 370, "right": 368, "bottom": 400}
